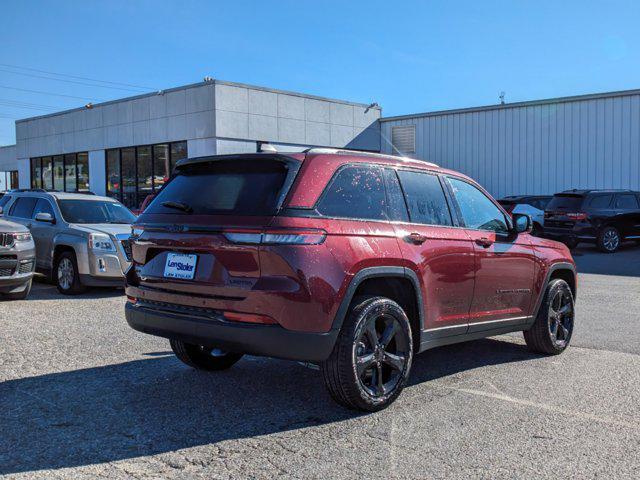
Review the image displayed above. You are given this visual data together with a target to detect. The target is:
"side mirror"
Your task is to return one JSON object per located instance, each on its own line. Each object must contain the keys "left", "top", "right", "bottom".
{"left": 0, "top": 206, "right": 3, "bottom": 215}
{"left": 35, "top": 212, "right": 55, "bottom": 224}
{"left": 513, "top": 213, "right": 532, "bottom": 234}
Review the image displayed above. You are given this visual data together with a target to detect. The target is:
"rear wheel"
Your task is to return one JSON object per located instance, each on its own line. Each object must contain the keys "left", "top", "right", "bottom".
{"left": 597, "top": 226, "right": 620, "bottom": 253}
{"left": 170, "top": 339, "right": 243, "bottom": 371}
{"left": 321, "top": 296, "right": 413, "bottom": 412}
{"left": 524, "top": 279, "right": 574, "bottom": 355}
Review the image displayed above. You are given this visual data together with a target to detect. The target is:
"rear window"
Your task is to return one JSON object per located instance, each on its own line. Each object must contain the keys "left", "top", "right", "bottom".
{"left": 546, "top": 194, "right": 584, "bottom": 211}
{"left": 9, "top": 197, "right": 37, "bottom": 219}
{"left": 58, "top": 200, "right": 136, "bottom": 224}
{"left": 146, "top": 160, "right": 294, "bottom": 216}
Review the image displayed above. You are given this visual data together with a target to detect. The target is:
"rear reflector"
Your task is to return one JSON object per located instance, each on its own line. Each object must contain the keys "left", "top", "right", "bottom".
{"left": 223, "top": 311, "right": 277, "bottom": 325}
{"left": 223, "top": 228, "right": 326, "bottom": 245}
{"left": 126, "top": 295, "right": 137, "bottom": 304}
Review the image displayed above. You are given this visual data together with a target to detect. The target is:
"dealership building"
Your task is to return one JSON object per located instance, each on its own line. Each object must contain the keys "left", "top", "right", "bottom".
{"left": 1, "top": 79, "right": 640, "bottom": 208}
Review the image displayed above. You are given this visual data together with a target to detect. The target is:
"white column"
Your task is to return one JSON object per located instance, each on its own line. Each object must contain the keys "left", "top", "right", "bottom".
{"left": 88, "top": 150, "right": 106, "bottom": 195}
{"left": 17, "top": 159, "right": 30, "bottom": 189}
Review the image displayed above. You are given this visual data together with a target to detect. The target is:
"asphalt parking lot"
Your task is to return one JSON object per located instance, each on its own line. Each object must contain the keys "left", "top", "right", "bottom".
{"left": 1, "top": 244, "right": 639, "bottom": 479}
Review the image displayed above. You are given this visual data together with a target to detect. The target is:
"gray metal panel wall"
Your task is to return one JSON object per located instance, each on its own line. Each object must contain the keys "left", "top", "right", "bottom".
{"left": 380, "top": 94, "right": 640, "bottom": 198}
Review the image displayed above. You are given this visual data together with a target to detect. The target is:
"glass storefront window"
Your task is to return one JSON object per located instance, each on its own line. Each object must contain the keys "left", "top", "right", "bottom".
{"left": 31, "top": 158, "right": 42, "bottom": 189}
{"left": 121, "top": 147, "right": 136, "bottom": 209}
{"left": 77, "top": 153, "right": 89, "bottom": 192}
{"left": 105, "top": 140, "right": 187, "bottom": 209}
{"left": 41, "top": 157, "right": 53, "bottom": 190}
{"left": 153, "top": 144, "right": 170, "bottom": 191}
{"left": 53, "top": 155, "right": 64, "bottom": 191}
{"left": 64, "top": 154, "right": 77, "bottom": 192}
{"left": 31, "top": 152, "right": 90, "bottom": 193}
{"left": 137, "top": 146, "right": 153, "bottom": 207}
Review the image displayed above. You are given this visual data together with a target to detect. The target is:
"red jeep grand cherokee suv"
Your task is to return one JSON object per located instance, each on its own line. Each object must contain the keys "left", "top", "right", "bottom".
{"left": 125, "top": 149, "right": 577, "bottom": 411}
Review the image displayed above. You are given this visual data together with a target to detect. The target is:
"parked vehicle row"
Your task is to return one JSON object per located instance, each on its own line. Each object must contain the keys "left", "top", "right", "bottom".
{"left": 499, "top": 189, "right": 640, "bottom": 252}
{"left": 0, "top": 190, "right": 136, "bottom": 296}
{"left": 124, "top": 149, "right": 577, "bottom": 411}
{"left": 0, "top": 217, "right": 36, "bottom": 300}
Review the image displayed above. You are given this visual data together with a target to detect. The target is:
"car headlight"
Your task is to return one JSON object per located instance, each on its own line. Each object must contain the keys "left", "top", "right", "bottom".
{"left": 12, "top": 232, "right": 32, "bottom": 242}
{"left": 88, "top": 233, "right": 116, "bottom": 252}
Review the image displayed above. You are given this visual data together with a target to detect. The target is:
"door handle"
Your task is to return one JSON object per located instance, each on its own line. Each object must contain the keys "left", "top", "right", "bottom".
{"left": 475, "top": 237, "right": 494, "bottom": 248}
{"left": 406, "top": 232, "right": 427, "bottom": 245}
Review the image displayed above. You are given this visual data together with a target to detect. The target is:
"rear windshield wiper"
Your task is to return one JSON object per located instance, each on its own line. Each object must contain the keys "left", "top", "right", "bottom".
{"left": 161, "top": 201, "right": 193, "bottom": 213}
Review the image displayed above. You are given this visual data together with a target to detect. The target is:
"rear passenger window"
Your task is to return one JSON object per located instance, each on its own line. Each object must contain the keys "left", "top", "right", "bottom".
{"left": 615, "top": 194, "right": 639, "bottom": 209}
{"left": 317, "top": 166, "right": 387, "bottom": 221}
{"left": 397, "top": 170, "right": 452, "bottom": 226}
{"left": 0, "top": 195, "right": 12, "bottom": 209}
{"left": 589, "top": 195, "right": 612, "bottom": 209}
{"left": 383, "top": 169, "right": 409, "bottom": 222}
{"left": 9, "top": 197, "right": 38, "bottom": 219}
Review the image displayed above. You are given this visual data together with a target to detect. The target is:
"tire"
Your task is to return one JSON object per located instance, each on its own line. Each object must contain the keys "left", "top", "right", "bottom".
{"left": 170, "top": 339, "right": 243, "bottom": 371}
{"left": 54, "top": 251, "right": 86, "bottom": 295}
{"left": 321, "top": 296, "right": 413, "bottom": 412}
{"left": 597, "top": 226, "right": 621, "bottom": 253}
{"left": 523, "top": 279, "right": 575, "bottom": 355}
{"left": 3, "top": 279, "right": 32, "bottom": 300}
{"left": 563, "top": 238, "right": 579, "bottom": 250}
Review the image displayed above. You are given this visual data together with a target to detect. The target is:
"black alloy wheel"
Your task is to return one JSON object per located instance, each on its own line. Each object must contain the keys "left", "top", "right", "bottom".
{"left": 321, "top": 296, "right": 413, "bottom": 411}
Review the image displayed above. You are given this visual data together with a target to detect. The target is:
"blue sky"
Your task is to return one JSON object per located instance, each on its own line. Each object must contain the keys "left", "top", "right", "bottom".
{"left": 1, "top": 0, "right": 640, "bottom": 145}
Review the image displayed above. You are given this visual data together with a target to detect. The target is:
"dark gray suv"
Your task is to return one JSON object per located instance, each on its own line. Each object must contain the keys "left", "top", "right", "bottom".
{"left": 0, "top": 216, "right": 36, "bottom": 300}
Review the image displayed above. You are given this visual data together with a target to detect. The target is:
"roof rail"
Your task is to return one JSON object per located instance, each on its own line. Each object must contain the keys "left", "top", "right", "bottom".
{"left": 303, "top": 148, "right": 439, "bottom": 167}
{"left": 9, "top": 188, "right": 50, "bottom": 193}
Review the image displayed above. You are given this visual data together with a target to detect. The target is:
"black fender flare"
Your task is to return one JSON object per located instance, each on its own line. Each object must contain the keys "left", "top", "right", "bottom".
{"left": 330, "top": 266, "right": 425, "bottom": 339}
{"left": 531, "top": 262, "right": 577, "bottom": 321}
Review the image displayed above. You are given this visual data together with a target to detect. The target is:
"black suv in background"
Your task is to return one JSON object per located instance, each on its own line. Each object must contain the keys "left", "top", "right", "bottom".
{"left": 544, "top": 189, "right": 640, "bottom": 252}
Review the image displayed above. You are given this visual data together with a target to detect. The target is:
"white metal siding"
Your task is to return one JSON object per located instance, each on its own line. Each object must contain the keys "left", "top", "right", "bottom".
{"left": 380, "top": 93, "right": 640, "bottom": 198}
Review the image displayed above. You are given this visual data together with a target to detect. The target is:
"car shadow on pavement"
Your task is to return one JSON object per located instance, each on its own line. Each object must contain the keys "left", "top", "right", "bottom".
{"left": 0, "top": 337, "right": 535, "bottom": 475}
{"left": 29, "top": 282, "right": 125, "bottom": 301}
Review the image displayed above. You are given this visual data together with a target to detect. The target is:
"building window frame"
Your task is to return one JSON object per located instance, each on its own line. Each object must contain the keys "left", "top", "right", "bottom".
{"left": 30, "top": 152, "right": 89, "bottom": 192}
{"left": 105, "top": 140, "right": 187, "bottom": 209}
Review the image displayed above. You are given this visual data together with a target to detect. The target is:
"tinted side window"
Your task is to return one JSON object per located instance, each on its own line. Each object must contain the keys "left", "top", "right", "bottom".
{"left": 615, "top": 194, "right": 639, "bottom": 209}
{"left": 9, "top": 197, "right": 38, "bottom": 219}
{"left": 317, "top": 166, "right": 386, "bottom": 221}
{"left": 589, "top": 195, "right": 612, "bottom": 209}
{"left": 0, "top": 195, "right": 12, "bottom": 208}
{"left": 33, "top": 198, "right": 56, "bottom": 218}
{"left": 397, "top": 170, "right": 452, "bottom": 226}
{"left": 383, "top": 169, "right": 409, "bottom": 222}
{"left": 448, "top": 177, "right": 508, "bottom": 233}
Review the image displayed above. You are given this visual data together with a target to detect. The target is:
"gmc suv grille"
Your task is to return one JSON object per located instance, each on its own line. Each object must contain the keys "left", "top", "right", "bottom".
{"left": 0, "top": 233, "right": 14, "bottom": 248}
{"left": 121, "top": 240, "right": 132, "bottom": 261}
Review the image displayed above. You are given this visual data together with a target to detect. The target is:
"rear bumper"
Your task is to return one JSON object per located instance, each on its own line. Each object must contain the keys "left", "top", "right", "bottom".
{"left": 543, "top": 226, "right": 596, "bottom": 243}
{"left": 125, "top": 302, "right": 338, "bottom": 362}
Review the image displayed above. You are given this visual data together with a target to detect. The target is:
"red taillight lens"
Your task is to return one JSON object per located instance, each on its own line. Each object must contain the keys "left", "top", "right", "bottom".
{"left": 223, "top": 228, "right": 326, "bottom": 245}
{"left": 223, "top": 311, "right": 277, "bottom": 324}
{"left": 566, "top": 212, "right": 587, "bottom": 221}
{"left": 126, "top": 295, "right": 137, "bottom": 304}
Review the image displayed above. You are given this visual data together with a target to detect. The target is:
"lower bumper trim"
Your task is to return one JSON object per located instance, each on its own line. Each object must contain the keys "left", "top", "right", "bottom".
{"left": 125, "top": 302, "right": 337, "bottom": 362}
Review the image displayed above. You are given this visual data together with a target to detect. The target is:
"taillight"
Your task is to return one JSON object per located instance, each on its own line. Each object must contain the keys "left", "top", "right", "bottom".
{"left": 223, "top": 228, "right": 326, "bottom": 245}
{"left": 566, "top": 212, "right": 587, "bottom": 221}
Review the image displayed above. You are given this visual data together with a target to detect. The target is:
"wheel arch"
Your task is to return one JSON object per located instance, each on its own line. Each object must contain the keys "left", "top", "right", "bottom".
{"left": 331, "top": 267, "right": 425, "bottom": 349}
{"left": 532, "top": 262, "right": 577, "bottom": 319}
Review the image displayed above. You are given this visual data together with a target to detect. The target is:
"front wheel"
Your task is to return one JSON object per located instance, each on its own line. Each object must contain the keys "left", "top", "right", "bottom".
{"left": 523, "top": 279, "right": 574, "bottom": 355}
{"left": 55, "top": 251, "right": 86, "bottom": 295}
{"left": 321, "top": 296, "right": 413, "bottom": 412}
{"left": 170, "top": 339, "right": 243, "bottom": 371}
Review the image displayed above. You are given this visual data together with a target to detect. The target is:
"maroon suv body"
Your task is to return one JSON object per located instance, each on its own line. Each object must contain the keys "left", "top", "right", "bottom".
{"left": 125, "top": 150, "right": 577, "bottom": 411}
